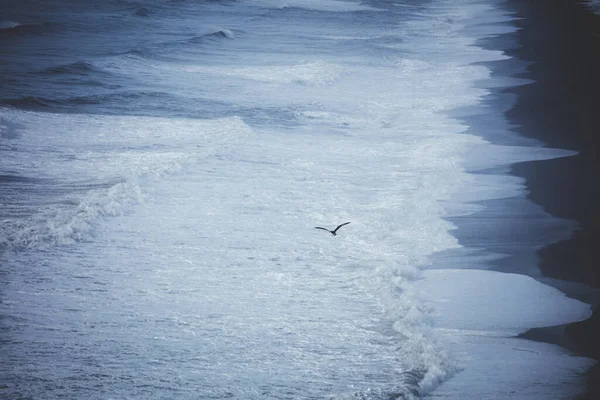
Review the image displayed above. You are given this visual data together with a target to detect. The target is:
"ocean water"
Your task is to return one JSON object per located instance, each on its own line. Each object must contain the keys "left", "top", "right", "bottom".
{"left": 0, "top": 0, "right": 594, "bottom": 399}
{"left": 587, "top": 0, "right": 600, "bottom": 15}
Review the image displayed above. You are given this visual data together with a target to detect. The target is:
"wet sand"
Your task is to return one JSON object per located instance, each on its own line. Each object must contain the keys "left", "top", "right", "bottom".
{"left": 445, "top": 0, "right": 600, "bottom": 398}
{"left": 505, "top": 1, "right": 600, "bottom": 398}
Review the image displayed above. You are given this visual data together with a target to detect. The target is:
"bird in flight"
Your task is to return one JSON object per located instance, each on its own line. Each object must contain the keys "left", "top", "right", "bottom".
{"left": 315, "top": 222, "right": 351, "bottom": 236}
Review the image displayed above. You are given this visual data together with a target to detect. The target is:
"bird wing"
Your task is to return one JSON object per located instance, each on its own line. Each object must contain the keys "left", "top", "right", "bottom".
{"left": 315, "top": 227, "right": 330, "bottom": 232}
{"left": 333, "top": 222, "right": 351, "bottom": 233}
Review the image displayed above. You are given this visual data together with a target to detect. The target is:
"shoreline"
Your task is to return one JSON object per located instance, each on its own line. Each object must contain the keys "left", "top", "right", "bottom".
{"left": 454, "top": 0, "right": 600, "bottom": 398}
{"left": 505, "top": 1, "right": 600, "bottom": 398}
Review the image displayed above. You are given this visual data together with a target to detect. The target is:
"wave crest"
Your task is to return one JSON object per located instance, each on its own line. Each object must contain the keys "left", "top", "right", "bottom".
{"left": 0, "top": 110, "right": 252, "bottom": 253}
{"left": 0, "top": 21, "right": 59, "bottom": 36}
{"left": 189, "top": 29, "right": 235, "bottom": 43}
{"left": 0, "top": 180, "right": 143, "bottom": 253}
{"left": 0, "top": 20, "right": 20, "bottom": 30}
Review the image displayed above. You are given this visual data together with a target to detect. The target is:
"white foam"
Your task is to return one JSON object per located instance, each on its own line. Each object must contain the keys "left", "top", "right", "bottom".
{"left": 409, "top": 269, "right": 594, "bottom": 399}
{"left": 1, "top": 109, "right": 250, "bottom": 177}
{"left": 183, "top": 60, "right": 344, "bottom": 87}
{"left": 415, "top": 269, "right": 591, "bottom": 335}
{"left": 429, "top": 335, "right": 594, "bottom": 400}
{"left": 464, "top": 143, "right": 577, "bottom": 171}
{"left": 0, "top": 108, "right": 251, "bottom": 249}
{"left": 248, "top": 0, "right": 379, "bottom": 12}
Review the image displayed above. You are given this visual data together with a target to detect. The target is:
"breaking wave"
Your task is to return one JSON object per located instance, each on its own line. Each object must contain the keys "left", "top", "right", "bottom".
{"left": 0, "top": 179, "right": 143, "bottom": 252}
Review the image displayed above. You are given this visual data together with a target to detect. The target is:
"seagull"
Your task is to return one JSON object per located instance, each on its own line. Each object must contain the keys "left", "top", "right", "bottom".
{"left": 315, "top": 222, "right": 351, "bottom": 236}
